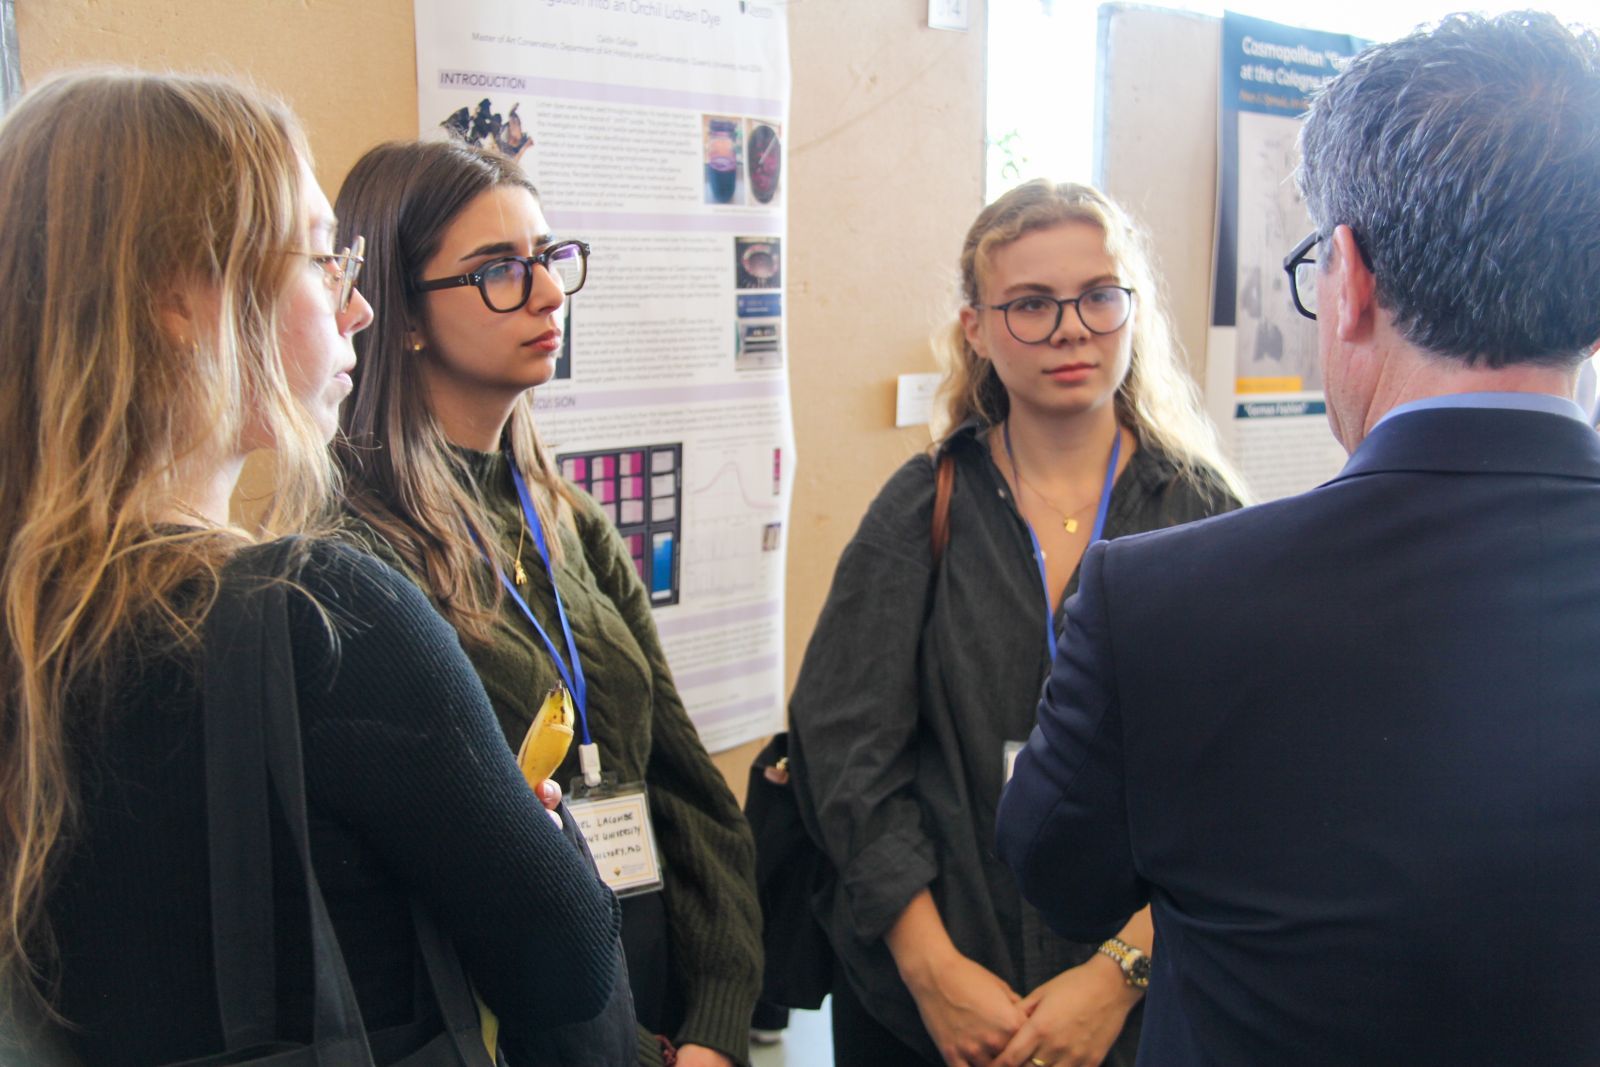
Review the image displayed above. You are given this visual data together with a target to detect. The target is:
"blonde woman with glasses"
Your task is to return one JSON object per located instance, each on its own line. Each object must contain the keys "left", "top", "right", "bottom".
{"left": 0, "top": 71, "right": 620, "bottom": 1065}
{"left": 790, "top": 179, "right": 1246, "bottom": 1067}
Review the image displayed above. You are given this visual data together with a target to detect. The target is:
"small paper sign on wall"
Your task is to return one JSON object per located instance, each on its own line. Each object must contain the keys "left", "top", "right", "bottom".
{"left": 895, "top": 372, "right": 942, "bottom": 428}
{"left": 928, "top": 0, "right": 969, "bottom": 32}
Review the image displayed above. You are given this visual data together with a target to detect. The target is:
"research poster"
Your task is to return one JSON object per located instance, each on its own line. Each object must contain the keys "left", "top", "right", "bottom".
{"left": 415, "top": 0, "right": 792, "bottom": 752}
{"left": 1211, "top": 12, "right": 1363, "bottom": 501}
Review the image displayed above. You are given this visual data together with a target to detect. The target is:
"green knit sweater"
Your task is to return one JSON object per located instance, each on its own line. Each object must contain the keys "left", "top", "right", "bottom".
{"left": 344, "top": 448, "right": 762, "bottom": 1066}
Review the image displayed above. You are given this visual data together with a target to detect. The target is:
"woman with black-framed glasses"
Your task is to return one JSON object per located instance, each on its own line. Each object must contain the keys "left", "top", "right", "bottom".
{"left": 788, "top": 179, "right": 1248, "bottom": 1067}
{"left": 333, "top": 139, "right": 761, "bottom": 1067}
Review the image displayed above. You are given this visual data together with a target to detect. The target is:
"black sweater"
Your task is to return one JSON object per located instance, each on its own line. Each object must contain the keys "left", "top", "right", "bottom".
{"left": 44, "top": 541, "right": 621, "bottom": 1066}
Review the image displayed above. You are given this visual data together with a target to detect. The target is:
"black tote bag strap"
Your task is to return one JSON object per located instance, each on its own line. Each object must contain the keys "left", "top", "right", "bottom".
{"left": 202, "top": 539, "right": 373, "bottom": 1065}
{"left": 204, "top": 547, "right": 280, "bottom": 1049}
{"left": 405, "top": 903, "right": 495, "bottom": 1067}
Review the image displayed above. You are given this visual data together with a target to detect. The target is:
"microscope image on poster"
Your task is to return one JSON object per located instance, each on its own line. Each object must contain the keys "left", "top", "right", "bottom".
{"left": 735, "top": 236, "right": 781, "bottom": 290}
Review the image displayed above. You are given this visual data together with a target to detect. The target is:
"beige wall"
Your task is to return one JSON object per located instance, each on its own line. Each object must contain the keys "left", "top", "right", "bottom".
{"left": 16, "top": 0, "right": 988, "bottom": 802}
{"left": 779, "top": 0, "right": 988, "bottom": 793}
{"left": 1098, "top": 6, "right": 1219, "bottom": 387}
{"left": 18, "top": 0, "right": 418, "bottom": 195}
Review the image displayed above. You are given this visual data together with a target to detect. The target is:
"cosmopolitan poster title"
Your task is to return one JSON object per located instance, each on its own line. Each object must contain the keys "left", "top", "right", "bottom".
{"left": 1236, "top": 34, "right": 1355, "bottom": 99}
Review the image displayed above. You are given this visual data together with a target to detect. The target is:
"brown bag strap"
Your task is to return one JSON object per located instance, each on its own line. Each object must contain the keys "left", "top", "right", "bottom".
{"left": 930, "top": 451, "right": 956, "bottom": 568}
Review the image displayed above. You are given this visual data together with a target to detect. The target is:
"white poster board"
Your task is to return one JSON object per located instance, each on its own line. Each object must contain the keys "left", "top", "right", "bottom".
{"left": 414, "top": 0, "right": 792, "bottom": 752}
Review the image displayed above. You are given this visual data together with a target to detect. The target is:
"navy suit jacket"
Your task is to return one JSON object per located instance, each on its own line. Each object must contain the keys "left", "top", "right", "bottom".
{"left": 997, "top": 407, "right": 1600, "bottom": 1066}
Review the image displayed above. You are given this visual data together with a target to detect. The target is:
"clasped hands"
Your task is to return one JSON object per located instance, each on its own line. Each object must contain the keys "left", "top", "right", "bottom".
{"left": 903, "top": 948, "right": 1141, "bottom": 1067}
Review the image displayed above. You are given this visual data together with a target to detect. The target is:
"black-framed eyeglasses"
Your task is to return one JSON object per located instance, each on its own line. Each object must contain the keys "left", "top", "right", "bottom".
{"left": 291, "top": 235, "right": 365, "bottom": 313}
{"left": 975, "top": 285, "right": 1135, "bottom": 344}
{"left": 417, "top": 239, "right": 590, "bottom": 313}
{"left": 1283, "top": 230, "right": 1321, "bottom": 320}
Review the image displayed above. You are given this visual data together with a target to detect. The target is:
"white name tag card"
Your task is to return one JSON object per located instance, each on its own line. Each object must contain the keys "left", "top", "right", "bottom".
{"left": 568, "top": 787, "right": 664, "bottom": 897}
{"left": 1003, "top": 740, "right": 1025, "bottom": 786}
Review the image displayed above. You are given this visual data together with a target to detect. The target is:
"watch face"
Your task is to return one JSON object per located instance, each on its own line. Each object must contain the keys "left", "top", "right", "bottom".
{"left": 1131, "top": 955, "right": 1153, "bottom": 984}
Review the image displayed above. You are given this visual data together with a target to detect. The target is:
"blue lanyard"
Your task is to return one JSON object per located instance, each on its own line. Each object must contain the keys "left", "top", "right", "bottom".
{"left": 1003, "top": 421, "right": 1123, "bottom": 665}
{"left": 482, "top": 461, "right": 593, "bottom": 747}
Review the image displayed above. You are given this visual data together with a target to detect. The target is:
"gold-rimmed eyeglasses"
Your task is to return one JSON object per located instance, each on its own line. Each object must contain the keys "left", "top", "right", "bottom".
{"left": 289, "top": 235, "right": 366, "bottom": 313}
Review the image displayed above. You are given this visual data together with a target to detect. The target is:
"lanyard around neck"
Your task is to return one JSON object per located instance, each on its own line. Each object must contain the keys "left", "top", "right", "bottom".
{"left": 1003, "top": 420, "right": 1123, "bottom": 665}
{"left": 482, "top": 460, "right": 593, "bottom": 749}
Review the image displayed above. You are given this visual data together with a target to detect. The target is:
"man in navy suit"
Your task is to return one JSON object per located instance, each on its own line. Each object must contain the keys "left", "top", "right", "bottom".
{"left": 996, "top": 12, "right": 1600, "bottom": 1067}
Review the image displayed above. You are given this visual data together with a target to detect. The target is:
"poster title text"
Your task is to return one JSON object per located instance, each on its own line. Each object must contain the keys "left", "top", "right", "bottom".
{"left": 545, "top": 0, "right": 724, "bottom": 29}
{"left": 1236, "top": 35, "right": 1356, "bottom": 95}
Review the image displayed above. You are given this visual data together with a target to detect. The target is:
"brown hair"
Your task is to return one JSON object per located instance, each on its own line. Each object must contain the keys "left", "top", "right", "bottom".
{"left": 934, "top": 179, "right": 1246, "bottom": 501}
{"left": 334, "top": 139, "right": 574, "bottom": 646}
{"left": 0, "top": 70, "right": 329, "bottom": 1009}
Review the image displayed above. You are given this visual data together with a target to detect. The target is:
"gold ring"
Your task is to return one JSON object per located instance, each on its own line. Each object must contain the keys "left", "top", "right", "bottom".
{"left": 1029, "top": 1059, "right": 1050, "bottom": 1067}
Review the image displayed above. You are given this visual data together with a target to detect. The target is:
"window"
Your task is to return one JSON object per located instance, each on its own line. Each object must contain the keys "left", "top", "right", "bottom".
{"left": 987, "top": 0, "right": 1599, "bottom": 196}
{"left": 1, "top": 0, "right": 19, "bottom": 117}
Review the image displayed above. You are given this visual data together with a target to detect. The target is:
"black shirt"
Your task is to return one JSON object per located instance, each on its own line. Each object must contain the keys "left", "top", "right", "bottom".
{"left": 789, "top": 423, "right": 1239, "bottom": 1060}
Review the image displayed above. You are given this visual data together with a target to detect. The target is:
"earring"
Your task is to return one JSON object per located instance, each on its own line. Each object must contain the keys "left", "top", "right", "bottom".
{"left": 411, "top": 339, "right": 425, "bottom": 352}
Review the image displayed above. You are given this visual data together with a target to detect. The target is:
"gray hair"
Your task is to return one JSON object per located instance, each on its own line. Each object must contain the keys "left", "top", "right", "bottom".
{"left": 1297, "top": 11, "right": 1600, "bottom": 367}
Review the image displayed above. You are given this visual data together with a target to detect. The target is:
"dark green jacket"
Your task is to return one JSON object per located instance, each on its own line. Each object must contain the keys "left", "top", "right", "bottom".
{"left": 344, "top": 449, "right": 761, "bottom": 1066}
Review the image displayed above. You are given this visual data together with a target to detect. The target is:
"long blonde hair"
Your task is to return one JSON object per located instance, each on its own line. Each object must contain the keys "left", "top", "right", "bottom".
{"left": 934, "top": 179, "right": 1246, "bottom": 501}
{"left": 0, "top": 71, "right": 333, "bottom": 1007}
{"left": 334, "top": 140, "right": 574, "bottom": 648}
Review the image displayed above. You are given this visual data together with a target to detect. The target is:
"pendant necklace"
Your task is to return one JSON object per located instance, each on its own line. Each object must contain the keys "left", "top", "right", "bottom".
{"left": 513, "top": 518, "right": 529, "bottom": 586}
{"left": 1003, "top": 421, "right": 1115, "bottom": 534}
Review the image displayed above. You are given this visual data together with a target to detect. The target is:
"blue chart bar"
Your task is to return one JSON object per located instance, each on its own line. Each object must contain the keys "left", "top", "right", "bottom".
{"left": 651, "top": 533, "right": 676, "bottom": 599}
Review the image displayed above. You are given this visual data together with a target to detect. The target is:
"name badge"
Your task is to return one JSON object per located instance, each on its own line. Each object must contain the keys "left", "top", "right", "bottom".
{"left": 1003, "top": 740, "right": 1025, "bottom": 786}
{"left": 567, "top": 781, "right": 665, "bottom": 897}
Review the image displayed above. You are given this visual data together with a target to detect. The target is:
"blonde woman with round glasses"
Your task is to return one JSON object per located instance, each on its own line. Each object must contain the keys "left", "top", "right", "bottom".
{"left": 790, "top": 179, "right": 1246, "bottom": 1067}
{"left": 0, "top": 71, "right": 621, "bottom": 1065}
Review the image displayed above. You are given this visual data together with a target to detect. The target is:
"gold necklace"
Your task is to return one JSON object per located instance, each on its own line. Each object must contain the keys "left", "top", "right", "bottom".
{"left": 1015, "top": 472, "right": 1101, "bottom": 534}
{"left": 1001, "top": 420, "right": 1117, "bottom": 534}
{"left": 513, "top": 518, "right": 529, "bottom": 586}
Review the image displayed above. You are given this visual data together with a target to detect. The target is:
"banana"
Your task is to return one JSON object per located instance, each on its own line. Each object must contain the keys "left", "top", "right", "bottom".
{"left": 515, "top": 684, "right": 576, "bottom": 786}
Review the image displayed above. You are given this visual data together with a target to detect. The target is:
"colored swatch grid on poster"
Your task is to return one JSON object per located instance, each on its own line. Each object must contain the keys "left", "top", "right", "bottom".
{"left": 560, "top": 444, "right": 683, "bottom": 607}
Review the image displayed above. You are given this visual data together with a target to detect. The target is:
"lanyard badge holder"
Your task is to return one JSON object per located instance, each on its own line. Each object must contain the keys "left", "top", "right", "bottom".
{"left": 1000, "top": 425, "right": 1122, "bottom": 786}
{"left": 488, "top": 461, "right": 663, "bottom": 896}
{"left": 566, "top": 777, "right": 664, "bottom": 898}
